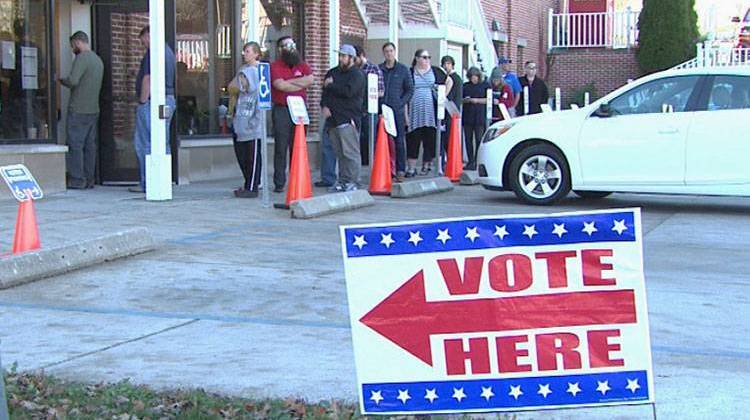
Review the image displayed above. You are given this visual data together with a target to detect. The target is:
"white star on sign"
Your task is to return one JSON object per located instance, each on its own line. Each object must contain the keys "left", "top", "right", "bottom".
{"left": 452, "top": 387, "right": 467, "bottom": 402}
{"left": 537, "top": 383, "right": 552, "bottom": 398}
{"left": 522, "top": 224, "right": 538, "bottom": 239}
{"left": 380, "top": 233, "right": 395, "bottom": 248}
{"left": 494, "top": 225, "right": 509, "bottom": 240}
{"left": 465, "top": 226, "right": 480, "bottom": 242}
{"left": 370, "top": 390, "right": 384, "bottom": 405}
{"left": 508, "top": 385, "right": 523, "bottom": 400}
{"left": 567, "top": 382, "right": 582, "bottom": 397}
{"left": 436, "top": 228, "right": 452, "bottom": 244}
{"left": 612, "top": 219, "right": 628, "bottom": 235}
{"left": 480, "top": 386, "right": 494, "bottom": 401}
{"left": 596, "top": 380, "right": 611, "bottom": 395}
{"left": 352, "top": 235, "right": 367, "bottom": 250}
{"left": 424, "top": 388, "right": 438, "bottom": 403}
{"left": 552, "top": 223, "right": 568, "bottom": 238}
{"left": 582, "top": 221, "right": 598, "bottom": 236}
{"left": 397, "top": 389, "right": 411, "bottom": 404}
{"left": 626, "top": 378, "right": 641, "bottom": 394}
{"left": 408, "top": 231, "right": 423, "bottom": 246}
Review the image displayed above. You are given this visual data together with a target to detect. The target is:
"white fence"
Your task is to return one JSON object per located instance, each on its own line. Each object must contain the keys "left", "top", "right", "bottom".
{"left": 548, "top": 8, "right": 639, "bottom": 51}
{"left": 673, "top": 43, "right": 750, "bottom": 69}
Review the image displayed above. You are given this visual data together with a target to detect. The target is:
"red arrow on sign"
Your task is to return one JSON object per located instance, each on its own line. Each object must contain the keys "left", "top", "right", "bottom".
{"left": 359, "top": 271, "right": 637, "bottom": 366}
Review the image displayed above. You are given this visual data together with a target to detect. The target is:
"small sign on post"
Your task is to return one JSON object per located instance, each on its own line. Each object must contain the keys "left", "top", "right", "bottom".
{"left": 523, "top": 85, "right": 530, "bottom": 116}
{"left": 258, "top": 62, "right": 272, "bottom": 111}
{"left": 368, "top": 73, "right": 379, "bottom": 168}
{"left": 1, "top": 164, "right": 43, "bottom": 201}
{"left": 286, "top": 96, "right": 310, "bottom": 125}
{"left": 485, "top": 88, "right": 493, "bottom": 125}
{"left": 381, "top": 105, "right": 397, "bottom": 137}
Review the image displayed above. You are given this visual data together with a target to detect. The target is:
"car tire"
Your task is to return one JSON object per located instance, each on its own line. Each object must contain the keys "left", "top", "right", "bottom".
{"left": 573, "top": 190, "right": 612, "bottom": 199}
{"left": 508, "top": 144, "right": 571, "bottom": 205}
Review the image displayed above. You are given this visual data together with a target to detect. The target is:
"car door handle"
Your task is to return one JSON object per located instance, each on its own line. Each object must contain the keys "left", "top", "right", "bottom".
{"left": 658, "top": 127, "right": 679, "bottom": 134}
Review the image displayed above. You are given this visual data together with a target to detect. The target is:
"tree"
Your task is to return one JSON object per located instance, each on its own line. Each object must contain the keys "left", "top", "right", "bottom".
{"left": 636, "top": 0, "right": 700, "bottom": 74}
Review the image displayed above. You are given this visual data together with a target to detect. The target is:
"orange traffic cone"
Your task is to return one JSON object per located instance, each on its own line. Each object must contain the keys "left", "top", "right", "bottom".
{"left": 369, "top": 116, "right": 392, "bottom": 195}
{"left": 12, "top": 198, "right": 41, "bottom": 254}
{"left": 444, "top": 115, "right": 463, "bottom": 182}
{"left": 281, "top": 122, "right": 313, "bottom": 208}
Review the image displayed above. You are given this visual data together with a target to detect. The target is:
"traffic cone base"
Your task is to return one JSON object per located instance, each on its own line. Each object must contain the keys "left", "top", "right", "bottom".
{"left": 369, "top": 116, "right": 392, "bottom": 195}
{"left": 283, "top": 123, "right": 313, "bottom": 207}
{"left": 445, "top": 115, "right": 464, "bottom": 182}
{"left": 12, "top": 198, "right": 41, "bottom": 254}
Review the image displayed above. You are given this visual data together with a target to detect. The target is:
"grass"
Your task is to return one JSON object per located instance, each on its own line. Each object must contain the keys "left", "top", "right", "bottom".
{"left": 3, "top": 368, "right": 519, "bottom": 419}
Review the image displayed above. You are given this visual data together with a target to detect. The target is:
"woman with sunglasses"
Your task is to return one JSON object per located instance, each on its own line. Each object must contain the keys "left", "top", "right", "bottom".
{"left": 405, "top": 49, "right": 452, "bottom": 177}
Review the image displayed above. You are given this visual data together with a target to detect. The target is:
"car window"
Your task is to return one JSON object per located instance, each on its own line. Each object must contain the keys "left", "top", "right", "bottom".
{"left": 608, "top": 76, "right": 700, "bottom": 116}
{"left": 707, "top": 76, "right": 750, "bottom": 111}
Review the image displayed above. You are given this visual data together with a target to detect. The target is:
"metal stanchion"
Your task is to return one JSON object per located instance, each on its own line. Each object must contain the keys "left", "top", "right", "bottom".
{"left": 555, "top": 87, "right": 562, "bottom": 111}
{"left": 485, "top": 87, "right": 493, "bottom": 129}
{"left": 435, "top": 85, "right": 446, "bottom": 176}
{"left": 523, "top": 86, "right": 530, "bottom": 116}
{"left": 260, "top": 111, "right": 270, "bottom": 208}
{"left": 367, "top": 73, "right": 378, "bottom": 171}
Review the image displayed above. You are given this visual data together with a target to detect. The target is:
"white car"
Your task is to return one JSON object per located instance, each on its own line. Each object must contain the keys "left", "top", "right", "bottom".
{"left": 476, "top": 66, "right": 750, "bottom": 205}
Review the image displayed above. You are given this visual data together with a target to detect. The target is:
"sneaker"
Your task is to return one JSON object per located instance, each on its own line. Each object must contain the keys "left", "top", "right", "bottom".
{"left": 344, "top": 182, "right": 359, "bottom": 192}
{"left": 327, "top": 182, "right": 345, "bottom": 193}
{"left": 234, "top": 189, "right": 259, "bottom": 198}
{"left": 419, "top": 165, "right": 431, "bottom": 176}
{"left": 405, "top": 169, "right": 417, "bottom": 178}
{"left": 86, "top": 179, "right": 96, "bottom": 189}
{"left": 314, "top": 180, "right": 333, "bottom": 187}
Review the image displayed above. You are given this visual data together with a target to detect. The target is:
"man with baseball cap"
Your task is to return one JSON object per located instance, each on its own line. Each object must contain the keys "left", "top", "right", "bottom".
{"left": 491, "top": 56, "right": 522, "bottom": 117}
{"left": 320, "top": 44, "right": 366, "bottom": 192}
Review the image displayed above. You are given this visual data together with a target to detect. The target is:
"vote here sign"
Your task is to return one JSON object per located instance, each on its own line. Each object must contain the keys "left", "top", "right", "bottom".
{"left": 341, "top": 208, "right": 653, "bottom": 415}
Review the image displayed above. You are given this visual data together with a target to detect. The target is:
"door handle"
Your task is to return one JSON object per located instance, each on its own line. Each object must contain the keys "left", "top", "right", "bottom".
{"left": 658, "top": 127, "right": 679, "bottom": 135}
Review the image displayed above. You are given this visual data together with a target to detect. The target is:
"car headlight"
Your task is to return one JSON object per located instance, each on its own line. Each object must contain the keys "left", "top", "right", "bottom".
{"left": 482, "top": 123, "right": 516, "bottom": 143}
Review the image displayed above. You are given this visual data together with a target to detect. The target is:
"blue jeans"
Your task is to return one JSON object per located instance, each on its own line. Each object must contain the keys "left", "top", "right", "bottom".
{"left": 319, "top": 125, "right": 337, "bottom": 185}
{"left": 134, "top": 96, "right": 176, "bottom": 190}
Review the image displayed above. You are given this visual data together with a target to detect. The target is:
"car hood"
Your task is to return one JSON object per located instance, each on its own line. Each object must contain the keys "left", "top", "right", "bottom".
{"left": 490, "top": 108, "right": 590, "bottom": 134}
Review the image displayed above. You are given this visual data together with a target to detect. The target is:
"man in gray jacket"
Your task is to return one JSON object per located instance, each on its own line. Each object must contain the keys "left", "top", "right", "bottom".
{"left": 60, "top": 31, "right": 103, "bottom": 189}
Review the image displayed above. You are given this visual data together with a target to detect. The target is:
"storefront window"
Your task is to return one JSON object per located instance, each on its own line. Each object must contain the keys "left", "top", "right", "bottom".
{"left": 0, "top": 0, "right": 51, "bottom": 142}
{"left": 176, "top": 0, "right": 235, "bottom": 136}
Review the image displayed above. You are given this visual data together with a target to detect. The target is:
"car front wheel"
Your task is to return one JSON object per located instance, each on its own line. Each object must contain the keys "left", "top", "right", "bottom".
{"left": 508, "top": 144, "right": 570, "bottom": 205}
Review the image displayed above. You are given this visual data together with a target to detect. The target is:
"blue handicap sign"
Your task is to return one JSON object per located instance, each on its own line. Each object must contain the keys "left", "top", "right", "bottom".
{"left": 1, "top": 164, "right": 43, "bottom": 202}
{"left": 258, "top": 62, "right": 272, "bottom": 110}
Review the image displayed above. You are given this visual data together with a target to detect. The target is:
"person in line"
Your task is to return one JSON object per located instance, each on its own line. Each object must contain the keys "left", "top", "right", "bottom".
{"left": 354, "top": 45, "right": 384, "bottom": 166}
{"left": 227, "top": 42, "right": 264, "bottom": 198}
{"left": 130, "top": 25, "right": 177, "bottom": 194}
{"left": 440, "top": 55, "right": 462, "bottom": 169}
{"left": 461, "top": 67, "right": 490, "bottom": 170}
{"left": 406, "top": 49, "right": 451, "bottom": 177}
{"left": 379, "top": 42, "right": 414, "bottom": 181}
{"left": 516, "top": 61, "right": 549, "bottom": 116}
{"left": 320, "top": 45, "right": 365, "bottom": 192}
{"left": 59, "top": 31, "right": 103, "bottom": 190}
{"left": 490, "top": 71, "right": 515, "bottom": 124}
{"left": 491, "top": 57, "right": 521, "bottom": 117}
{"left": 270, "top": 36, "right": 313, "bottom": 193}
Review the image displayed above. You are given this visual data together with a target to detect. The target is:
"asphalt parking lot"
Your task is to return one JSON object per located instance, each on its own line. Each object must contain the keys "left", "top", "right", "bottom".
{"left": 0, "top": 179, "right": 748, "bottom": 419}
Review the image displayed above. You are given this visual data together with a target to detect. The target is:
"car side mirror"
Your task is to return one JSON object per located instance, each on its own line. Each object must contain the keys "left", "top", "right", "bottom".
{"left": 594, "top": 103, "right": 612, "bottom": 118}
{"left": 732, "top": 16, "right": 741, "bottom": 23}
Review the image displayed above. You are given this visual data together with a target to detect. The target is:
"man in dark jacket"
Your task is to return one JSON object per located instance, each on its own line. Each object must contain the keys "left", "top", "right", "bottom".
{"left": 516, "top": 61, "right": 549, "bottom": 116}
{"left": 321, "top": 44, "right": 366, "bottom": 192}
{"left": 379, "top": 42, "right": 414, "bottom": 181}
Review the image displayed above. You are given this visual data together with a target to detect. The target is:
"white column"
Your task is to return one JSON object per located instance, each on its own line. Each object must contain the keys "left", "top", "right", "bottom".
{"left": 245, "top": 0, "right": 257, "bottom": 43}
{"left": 146, "top": 0, "right": 172, "bottom": 201}
{"left": 329, "top": 0, "right": 340, "bottom": 68}
{"left": 389, "top": 0, "right": 399, "bottom": 51}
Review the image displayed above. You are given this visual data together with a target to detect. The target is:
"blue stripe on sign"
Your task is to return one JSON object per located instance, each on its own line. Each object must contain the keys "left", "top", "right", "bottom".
{"left": 362, "top": 370, "right": 649, "bottom": 413}
{"left": 345, "top": 211, "right": 636, "bottom": 258}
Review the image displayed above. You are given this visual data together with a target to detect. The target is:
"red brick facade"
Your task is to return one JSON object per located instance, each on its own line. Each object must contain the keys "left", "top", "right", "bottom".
{"left": 110, "top": 12, "right": 149, "bottom": 139}
{"left": 547, "top": 48, "right": 640, "bottom": 106}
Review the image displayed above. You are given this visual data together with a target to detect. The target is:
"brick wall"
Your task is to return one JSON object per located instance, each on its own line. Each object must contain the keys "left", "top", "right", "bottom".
{"left": 110, "top": 12, "right": 149, "bottom": 139}
{"left": 302, "top": 1, "right": 329, "bottom": 133}
{"left": 546, "top": 48, "right": 640, "bottom": 106}
{"left": 341, "top": 0, "right": 367, "bottom": 42}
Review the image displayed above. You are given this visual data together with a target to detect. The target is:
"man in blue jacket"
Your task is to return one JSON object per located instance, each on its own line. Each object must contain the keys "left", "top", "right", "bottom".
{"left": 379, "top": 42, "right": 414, "bottom": 181}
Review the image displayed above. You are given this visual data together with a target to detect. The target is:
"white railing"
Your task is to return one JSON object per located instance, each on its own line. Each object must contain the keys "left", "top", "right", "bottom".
{"left": 548, "top": 8, "right": 639, "bottom": 51}
{"left": 673, "top": 43, "right": 750, "bottom": 69}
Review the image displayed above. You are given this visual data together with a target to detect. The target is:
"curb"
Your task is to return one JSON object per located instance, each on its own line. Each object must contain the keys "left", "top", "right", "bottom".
{"left": 391, "top": 177, "right": 454, "bottom": 198}
{"left": 291, "top": 190, "right": 375, "bottom": 219}
{"left": 460, "top": 170, "right": 480, "bottom": 185}
{"left": 0, "top": 228, "right": 155, "bottom": 289}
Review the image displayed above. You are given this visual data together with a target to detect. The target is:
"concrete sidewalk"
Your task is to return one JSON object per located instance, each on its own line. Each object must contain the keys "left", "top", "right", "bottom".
{"left": 0, "top": 180, "right": 749, "bottom": 419}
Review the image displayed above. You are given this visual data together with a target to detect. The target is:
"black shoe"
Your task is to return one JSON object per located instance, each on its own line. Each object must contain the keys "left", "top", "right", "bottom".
{"left": 314, "top": 180, "right": 333, "bottom": 187}
{"left": 405, "top": 169, "right": 417, "bottom": 178}
{"left": 67, "top": 180, "right": 86, "bottom": 190}
{"left": 234, "top": 189, "right": 259, "bottom": 198}
{"left": 273, "top": 186, "right": 284, "bottom": 193}
{"left": 86, "top": 179, "right": 95, "bottom": 189}
{"left": 128, "top": 186, "right": 145, "bottom": 193}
